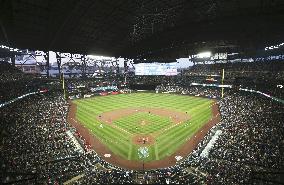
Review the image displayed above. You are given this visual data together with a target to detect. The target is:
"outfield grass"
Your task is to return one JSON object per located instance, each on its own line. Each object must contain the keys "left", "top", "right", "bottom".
{"left": 73, "top": 93, "right": 213, "bottom": 162}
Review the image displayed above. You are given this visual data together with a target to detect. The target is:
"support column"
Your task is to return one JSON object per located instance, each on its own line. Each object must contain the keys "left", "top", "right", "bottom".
{"left": 11, "top": 53, "right": 15, "bottom": 66}
{"left": 81, "top": 55, "right": 87, "bottom": 78}
{"left": 56, "top": 52, "right": 62, "bottom": 79}
{"left": 116, "top": 59, "right": 120, "bottom": 74}
{"left": 45, "top": 51, "right": 50, "bottom": 78}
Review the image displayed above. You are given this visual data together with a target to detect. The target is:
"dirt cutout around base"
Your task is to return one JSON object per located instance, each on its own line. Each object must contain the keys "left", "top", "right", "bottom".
{"left": 97, "top": 107, "right": 190, "bottom": 125}
{"left": 68, "top": 100, "right": 221, "bottom": 170}
{"left": 132, "top": 135, "right": 155, "bottom": 146}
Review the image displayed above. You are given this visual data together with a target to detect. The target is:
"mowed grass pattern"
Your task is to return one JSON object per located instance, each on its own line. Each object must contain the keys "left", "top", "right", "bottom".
{"left": 73, "top": 93, "right": 213, "bottom": 162}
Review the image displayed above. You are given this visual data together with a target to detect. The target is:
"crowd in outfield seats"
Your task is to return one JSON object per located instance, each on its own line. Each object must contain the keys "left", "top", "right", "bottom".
{"left": 156, "top": 85, "right": 223, "bottom": 98}
{"left": 1, "top": 61, "right": 283, "bottom": 184}
{"left": 185, "top": 61, "right": 284, "bottom": 80}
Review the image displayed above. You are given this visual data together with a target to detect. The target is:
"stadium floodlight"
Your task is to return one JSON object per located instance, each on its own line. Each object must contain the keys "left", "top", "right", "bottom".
{"left": 87, "top": 54, "right": 115, "bottom": 60}
{"left": 196, "top": 51, "right": 212, "bottom": 58}
{"left": 265, "top": 42, "right": 284, "bottom": 50}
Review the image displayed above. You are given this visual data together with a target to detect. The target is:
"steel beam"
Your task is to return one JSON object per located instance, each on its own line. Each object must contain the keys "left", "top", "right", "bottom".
{"left": 56, "top": 52, "right": 62, "bottom": 79}
{"left": 11, "top": 53, "right": 15, "bottom": 66}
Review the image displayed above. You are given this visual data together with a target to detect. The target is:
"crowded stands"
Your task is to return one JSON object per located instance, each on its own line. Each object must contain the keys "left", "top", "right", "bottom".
{"left": 0, "top": 61, "right": 283, "bottom": 184}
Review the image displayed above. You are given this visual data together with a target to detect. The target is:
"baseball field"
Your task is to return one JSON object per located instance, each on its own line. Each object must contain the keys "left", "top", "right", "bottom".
{"left": 71, "top": 92, "right": 216, "bottom": 165}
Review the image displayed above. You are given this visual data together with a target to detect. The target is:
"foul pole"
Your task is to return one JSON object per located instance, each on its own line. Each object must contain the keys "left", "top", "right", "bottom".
{"left": 221, "top": 68, "right": 225, "bottom": 98}
{"left": 62, "top": 72, "right": 66, "bottom": 99}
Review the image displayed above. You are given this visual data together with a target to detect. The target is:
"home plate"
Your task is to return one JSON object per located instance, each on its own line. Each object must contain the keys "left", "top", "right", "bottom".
{"left": 104, "top": 154, "right": 111, "bottom": 157}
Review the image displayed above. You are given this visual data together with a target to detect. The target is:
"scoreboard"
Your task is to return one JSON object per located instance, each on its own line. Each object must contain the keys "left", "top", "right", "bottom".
{"left": 134, "top": 63, "right": 177, "bottom": 76}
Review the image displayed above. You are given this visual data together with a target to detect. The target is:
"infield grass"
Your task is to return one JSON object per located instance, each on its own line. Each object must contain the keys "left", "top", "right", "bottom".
{"left": 73, "top": 92, "right": 214, "bottom": 162}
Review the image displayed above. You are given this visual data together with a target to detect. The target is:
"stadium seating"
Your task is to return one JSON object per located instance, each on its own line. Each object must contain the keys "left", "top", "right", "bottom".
{"left": 1, "top": 61, "right": 283, "bottom": 184}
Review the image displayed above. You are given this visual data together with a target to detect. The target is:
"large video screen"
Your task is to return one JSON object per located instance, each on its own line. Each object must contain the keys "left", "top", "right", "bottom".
{"left": 134, "top": 62, "right": 177, "bottom": 76}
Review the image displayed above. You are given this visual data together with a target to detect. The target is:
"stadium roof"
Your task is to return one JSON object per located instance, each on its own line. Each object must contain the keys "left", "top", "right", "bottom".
{"left": 1, "top": 0, "right": 284, "bottom": 59}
